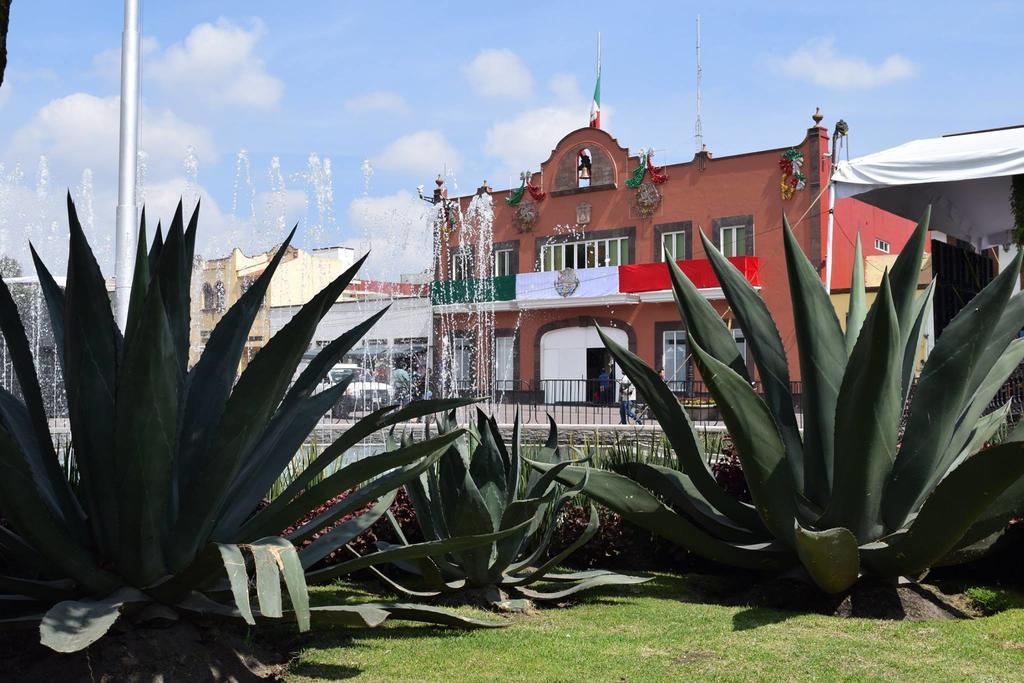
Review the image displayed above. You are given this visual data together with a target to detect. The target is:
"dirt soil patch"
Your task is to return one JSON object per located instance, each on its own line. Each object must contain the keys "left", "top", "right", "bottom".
{"left": 729, "top": 577, "right": 979, "bottom": 620}
{"left": 0, "top": 618, "right": 293, "bottom": 682}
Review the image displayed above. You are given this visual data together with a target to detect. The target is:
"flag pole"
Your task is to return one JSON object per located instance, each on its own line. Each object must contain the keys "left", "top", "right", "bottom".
{"left": 114, "top": 0, "right": 141, "bottom": 330}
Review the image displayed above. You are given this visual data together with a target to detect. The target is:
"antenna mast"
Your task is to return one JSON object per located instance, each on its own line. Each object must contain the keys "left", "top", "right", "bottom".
{"left": 694, "top": 15, "right": 703, "bottom": 152}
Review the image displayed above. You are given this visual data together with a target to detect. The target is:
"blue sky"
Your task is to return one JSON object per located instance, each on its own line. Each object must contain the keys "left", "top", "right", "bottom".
{"left": 1, "top": 1, "right": 1021, "bottom": 277}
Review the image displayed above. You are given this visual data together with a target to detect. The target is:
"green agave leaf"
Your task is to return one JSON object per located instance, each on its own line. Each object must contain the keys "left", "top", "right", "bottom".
{"left": 258, "top": 536, "right": 310, "bottom": 632}
{"left": 173, "top": 256, "right": 370, "bottom": 564}
{"left": 845, "top": 232, "right": 866, "bottom": 357}
{"left": 357, "top": 602, "right": 508, "bottom": 628}
{"left": 175, "top": 227, "right": 297, "bottom": 490}
{"left": 597, "top": 325, "right": 765, "bottom": 533}
{"left": 0, "top": 422, "right": 118, "bottom": 596}
{"left": 0, "top": 575, "right": 75, "bottom": 602}
{"left": 62, "top": 193, "right": 120, "bottom": 554}
{"left": 298, "top": 489, "right": 398, "bottom": 570}
{"left": 247, "top": 430, "right": 463, "bottom": 542}
{"left": 306, "top": 517, "right": 534, "bottom": 583}
{"left": 177, "top": 591, "right": 390, "bottom": 629}
{"left": 820, "top": 273, "right": 901, "bottom": 542}
{"left": 507, "top": 503, "right": 600, "bottom": 587}
{"left": 0, "top": 277, "right": 78, "bottom": 530}
{"left": 217, "top": 543, "right": 254, "bottom": 625}
{"left": 438, "top": 434, "right": 494, "bottom": 582}
{"left": 527, "top": 460, "right": 795, "bottom": 570}
{"left": 516, "top": 573, "right": 651, "bottom": 602}
{"left": 0, "top": 526, "right": 51, "bottom": 577}
{"left": 250, "top": 543, "right": 283, "bottom": 618}
{"left": 952, "top": 401, "right": 1013, "bottom": 468}
{"left": 214, "top": 378, "right": 353, "bottom": 536}
{"left": 666, "top": 254, "right": 748, "bottom": 378}
{"left": 28, "top": 244, "right": 67, "bottom": 372}
{"left": 113, "top": 274, "right": 179, "bottom": 586}
{"left": 794, "top": 524, "right": 860, "bottom": 594}
{"left": 150, "top": 201, "right": 194, "bottom": 376}
{"left": 887, "top": 206, "right": 930, "bottom": 330}
{"left": 272, "top": 397, "right": 478, "bottom": 507}
{"left": 781, "top": 216, "right": 845, "bottom": 503}
{"left": 616, "top": 462, "right": 768, "bottom": 543}
{"left": 866, "top": 440, "right": 1024, "bottom": 578}
{"left": 689, "top": 338, "right": 798, "bottom": 544}
{"left": 468, "top": 409, "right": 509, "bottom": 532}
{"left": 697, "top": 228, "right": 804, "bottom": 488}
{"left": 504, "top": 413, "right": 522, "bottom": 507}
{"left": 40, "top": 587, "right": 150, "bottom": 653}
{"left": 123, "top": 209, "right": 149, "bottom": 340}
{"left": 147, "top": 220, "right": 164, "bottom": 275}
{"left": 885, "top": 249, "right": 1024, "bottom": 530}
{"left": 945, "top": 338, "right": 1024, "bottom": 464}
{"left": 900, "top": 279, "right": 935, "bottom": 403}
{"left": 489, "top": 489, "right": 559, "bottom": 578}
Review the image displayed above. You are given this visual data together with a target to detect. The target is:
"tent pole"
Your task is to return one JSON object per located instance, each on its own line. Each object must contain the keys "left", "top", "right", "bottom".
{"left": 825, "top": 179, "right": 835, "bottom": 294}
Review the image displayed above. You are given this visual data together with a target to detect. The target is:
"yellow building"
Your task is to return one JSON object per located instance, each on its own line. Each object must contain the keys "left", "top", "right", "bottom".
{"left": 190, "top": 245, "right": 355, "bottom": 370}
{"left": 830, "top": 253, "right": 934, "bottom": 372}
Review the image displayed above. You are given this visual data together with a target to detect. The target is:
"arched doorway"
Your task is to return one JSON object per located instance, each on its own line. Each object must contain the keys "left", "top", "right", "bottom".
{"left": 539, "top": 325, "right": 628, "bottom": 403}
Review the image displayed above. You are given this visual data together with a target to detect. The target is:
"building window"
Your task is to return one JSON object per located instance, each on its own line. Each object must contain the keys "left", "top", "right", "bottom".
{"left": 452, "top": 336, "right": 473, "bottom": 385}
{"left": 662, "top": 330, "right": 689, "bottom": 389}
{"left": 450, "top": 248, "right": 473, "bottom": 281}
{"left": 720, "top": 225, "right": 748, "bottom": 257}
{"left": 874, "top": 238, "right": 890, "bottom": 253}
{"left": 540, "top": 237, "right": 630, "bottom": 271}
{"left": 494, "top": 335, "right": 515, "bottom": 391}
{"left": 494, "top": 249, "right": 513, "bottom": 277}
{"left": 202, "top": 281, "right": 226, "bottom": 311}
{"left": 733, "top": 328, "right": 747, "bottom": 363}
{"left": 662, "top": 231, "right": 689, "bottom": 262}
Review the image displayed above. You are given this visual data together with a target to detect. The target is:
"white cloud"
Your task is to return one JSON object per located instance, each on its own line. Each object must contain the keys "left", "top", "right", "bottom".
{"left": 373, "top": 130, "right": 461, "bottom": 176}
{"left": 462, "top": 49, "right": 533, "bottom": 98}
{"left": 148, "top": 19, "right": 283, "bottom": 109}
{"left": 91, "top": 37, "right": 161, "bottom": 80}
{"left": 485, "top": 104, "right": 589, "bottom": 175}
{"left": 7, "top": 93, "right": 216, "bottom": 182}
{"left": 774, "top": 38, "right": 917, "bottom": 89}
{"left": 548, "top": 73, "right": 581, "bottom": 102}
{"left": 344, "top": 190, "right": 433, "bottom": 278}
{"left": 344, "top": 90, "right": 409, "bottom": 115}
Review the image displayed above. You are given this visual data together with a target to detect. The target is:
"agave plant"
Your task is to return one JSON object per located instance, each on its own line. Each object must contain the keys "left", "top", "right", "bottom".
{"left": 363, "top": 409, "right": 648, "bottom": 608}
{"left": 0, "top": 197, "right": 522, "bottom": 652}
{"left": 535, "top": 208, "right": 1024, "bottom": 594}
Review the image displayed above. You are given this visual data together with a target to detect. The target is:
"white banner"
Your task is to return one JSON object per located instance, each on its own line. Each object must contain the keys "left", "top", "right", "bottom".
{"left": 515, "top": 266, "right": 620, "bottom": 301}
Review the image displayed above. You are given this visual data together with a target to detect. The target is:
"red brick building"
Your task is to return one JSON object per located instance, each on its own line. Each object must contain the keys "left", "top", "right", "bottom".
{"left": 430, "top": 114, "right": 917, "bottom": 398}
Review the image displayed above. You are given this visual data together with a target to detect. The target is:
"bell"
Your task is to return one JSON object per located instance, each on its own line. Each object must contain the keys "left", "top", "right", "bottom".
{"left": 579, "top": 166, "right": 590, "bottom": 180}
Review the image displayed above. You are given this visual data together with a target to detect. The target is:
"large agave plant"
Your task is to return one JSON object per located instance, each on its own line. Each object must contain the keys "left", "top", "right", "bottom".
{"left": 535, "top": 208, "right": 1024, "bottom": 594}
{"left": 0, "top": 197, "right": 519, "bottom": 652}
{"left": 367, "top": 410, "right": 648, "bottom": 608}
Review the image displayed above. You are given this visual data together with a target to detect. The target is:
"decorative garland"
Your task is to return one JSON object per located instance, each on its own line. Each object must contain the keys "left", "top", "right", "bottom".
{"left": 1013, "top": 174, "right": 1024, "bottom": 247}
{"left": 626, "top": 148, "right": 669, "bottom": 189}
{"left": 779, "top": 148, "right": 806, "bottom": 200}
{"left": 506, "top": 171, "right": 545, "bottom": 206}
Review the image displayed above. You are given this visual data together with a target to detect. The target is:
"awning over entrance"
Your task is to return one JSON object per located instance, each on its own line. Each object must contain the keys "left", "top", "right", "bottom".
{"left": 831, "top": 126, "right": 1024, "bottom": 250}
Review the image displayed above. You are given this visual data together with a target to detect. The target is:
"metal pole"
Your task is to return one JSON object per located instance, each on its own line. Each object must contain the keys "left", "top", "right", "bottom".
{"left": 825, "top": 179, "right": 835, "bottom": 294}
{"left": 114, "top": 0, "right": 141, "bottom": 330}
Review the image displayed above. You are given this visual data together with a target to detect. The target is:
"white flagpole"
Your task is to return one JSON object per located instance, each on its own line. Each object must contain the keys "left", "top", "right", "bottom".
{"left": 114, "top": 0, "right": 141, "bottom": 330}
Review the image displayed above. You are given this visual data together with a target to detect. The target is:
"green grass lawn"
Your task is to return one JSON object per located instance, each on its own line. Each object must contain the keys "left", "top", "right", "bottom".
{"left": 285, "top": 574, "right": 1024, "bottom": 682}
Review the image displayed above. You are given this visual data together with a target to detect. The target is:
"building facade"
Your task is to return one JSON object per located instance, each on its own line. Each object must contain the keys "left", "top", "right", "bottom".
{"left": 431, "top": 114, "right": 920, "bottom": 398}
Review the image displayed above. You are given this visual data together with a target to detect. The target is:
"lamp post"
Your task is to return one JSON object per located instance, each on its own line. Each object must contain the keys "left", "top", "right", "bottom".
{"left": 114, "top": 0, "right": 141, "bottom": 330}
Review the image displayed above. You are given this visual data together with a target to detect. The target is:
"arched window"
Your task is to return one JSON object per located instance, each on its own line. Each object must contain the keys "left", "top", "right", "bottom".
{"left": 577, "top": 149, "right": 592, "bottom": 187}
{"left": 202, "top": 283, "right": 216, "bottom": 311}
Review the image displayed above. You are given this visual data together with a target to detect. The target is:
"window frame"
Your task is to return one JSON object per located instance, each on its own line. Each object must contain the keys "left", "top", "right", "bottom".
{"left": 661, "top": 230, "right": 688, "bottom": 262}
{"left": 539, "top": 236, "right": 630, "bottom": 272}
{"left": 874, "top": 237, "right": 891, "bottom": 254}
{"left": 494, "top": 248, "right": 513, "bottom": 277}
{"left": 719, "top": 225, "right": 747, "bottom": 258}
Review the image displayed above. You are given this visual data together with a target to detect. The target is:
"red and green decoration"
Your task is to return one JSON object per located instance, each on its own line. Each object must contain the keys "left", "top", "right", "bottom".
{"left": 506, "top": 171, "right": 546, "bottom": 206}
{"left": 625, "top": 148, "right": 669, "bottom": 188}
{"left": 779, "top": 148, "right": 807, "bottom": 200}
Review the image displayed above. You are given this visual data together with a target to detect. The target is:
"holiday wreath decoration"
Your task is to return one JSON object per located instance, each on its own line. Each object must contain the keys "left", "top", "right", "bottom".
{"left": 779, "top": 148, "right": 807, "bottom": 200}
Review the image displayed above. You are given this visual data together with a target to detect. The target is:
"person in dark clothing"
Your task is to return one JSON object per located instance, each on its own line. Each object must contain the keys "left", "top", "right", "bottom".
{"left": 598, "top": 368, "right": 610, "bottom": 405}
{"left": 619, "top": 376, "right": 642, "bottom": 425}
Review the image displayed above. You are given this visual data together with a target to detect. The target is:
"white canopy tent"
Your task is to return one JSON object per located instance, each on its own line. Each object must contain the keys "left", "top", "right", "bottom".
{"left": 828, "top": 125, "right": 1024, "bottom": 290}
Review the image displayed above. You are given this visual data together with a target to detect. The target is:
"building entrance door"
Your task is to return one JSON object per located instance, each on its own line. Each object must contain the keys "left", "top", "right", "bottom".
{"left": 540, "top": 326, "right": 627, "bottom": 403}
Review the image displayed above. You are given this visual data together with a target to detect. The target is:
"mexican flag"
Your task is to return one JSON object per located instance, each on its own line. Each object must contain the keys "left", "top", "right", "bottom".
{"left": 589, "top": 71, "right": 601, "bottom": 128}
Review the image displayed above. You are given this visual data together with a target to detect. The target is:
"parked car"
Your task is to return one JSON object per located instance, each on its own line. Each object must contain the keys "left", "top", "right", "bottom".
{"left": 322, "top": 363, "right": 394, "bottom": 418}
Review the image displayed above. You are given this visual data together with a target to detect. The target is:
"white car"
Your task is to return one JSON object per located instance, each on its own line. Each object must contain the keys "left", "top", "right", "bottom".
{"left": 321, "top": 363, "right": 394, "bottom": 418}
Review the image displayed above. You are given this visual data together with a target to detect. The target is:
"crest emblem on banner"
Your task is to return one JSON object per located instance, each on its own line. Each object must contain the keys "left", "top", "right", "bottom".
{"left": 554, "top": 268, "right": 580, "bottom": 297}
